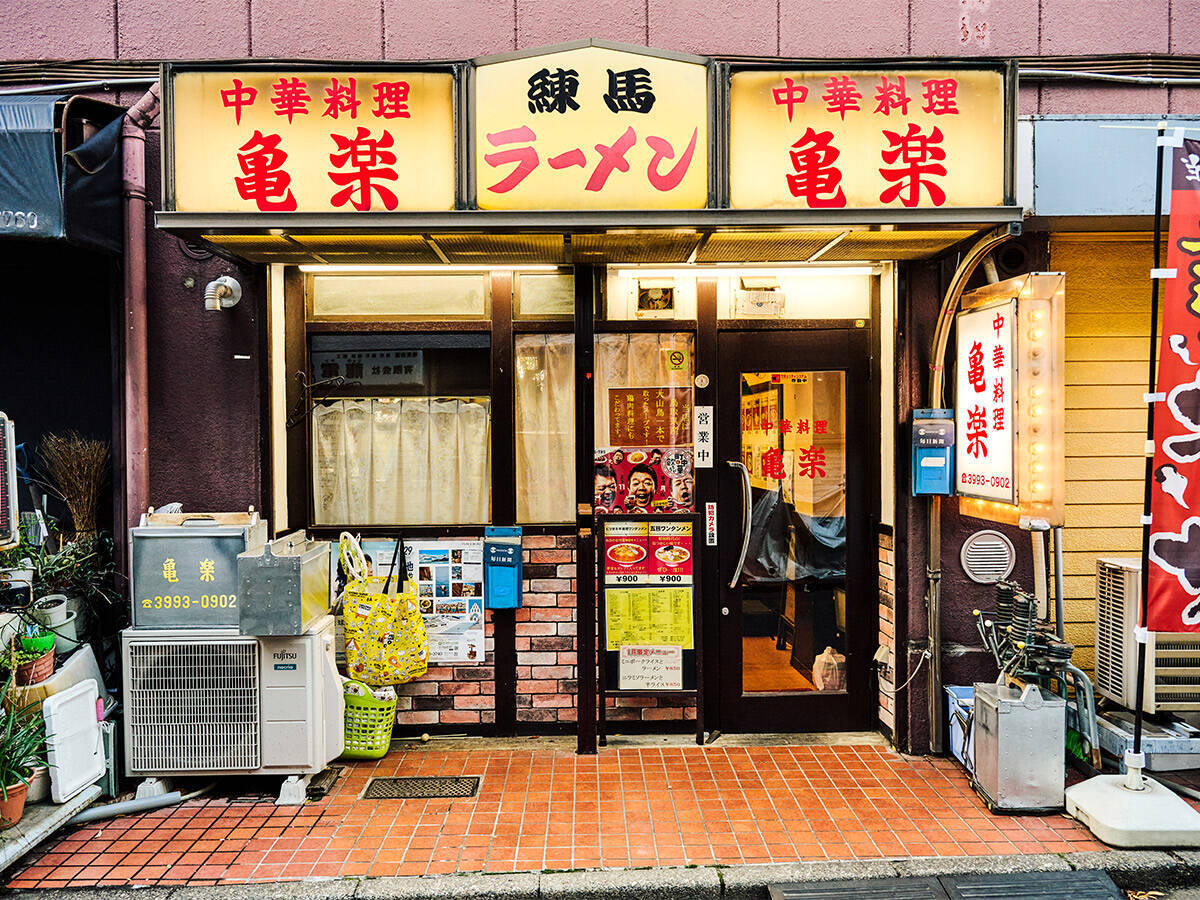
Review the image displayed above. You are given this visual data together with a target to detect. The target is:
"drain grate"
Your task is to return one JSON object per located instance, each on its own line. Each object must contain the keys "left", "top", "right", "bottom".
{"left": 362, "top": 776, "right": 480, "bottom": 800}
{"left": 770, "top": 871, "right": 1122, "bottom": 900}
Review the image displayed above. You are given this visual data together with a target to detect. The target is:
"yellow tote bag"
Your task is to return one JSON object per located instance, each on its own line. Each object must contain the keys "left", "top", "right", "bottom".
{"left": 339, "top": 533, "right": 429, "bottom": 686}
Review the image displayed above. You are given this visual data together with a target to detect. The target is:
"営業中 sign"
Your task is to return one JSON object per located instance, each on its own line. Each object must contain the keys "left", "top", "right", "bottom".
{"left": 955, "top": 299, "right": 1015, "bottom": 504}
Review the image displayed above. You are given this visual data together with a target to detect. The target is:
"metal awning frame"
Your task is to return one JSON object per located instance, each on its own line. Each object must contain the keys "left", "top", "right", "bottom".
{"left": 156, "top": 206, "right": 1021, "bottom": 267}
{"left": 155, "top": 206, "right": 1022, "bottom": 237}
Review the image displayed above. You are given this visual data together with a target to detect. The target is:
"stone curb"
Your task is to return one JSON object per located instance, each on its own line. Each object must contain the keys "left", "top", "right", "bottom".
{"left": 3, "top": 850, "right": 1199, "bottom": 899}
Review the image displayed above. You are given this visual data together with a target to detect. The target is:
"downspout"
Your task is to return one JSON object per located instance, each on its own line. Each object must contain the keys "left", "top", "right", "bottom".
{"left": 923, "top": 223, "right": 1018, "bottom": 754}
{"left": 122, "top": 84, "right": 160, "bottom": 531}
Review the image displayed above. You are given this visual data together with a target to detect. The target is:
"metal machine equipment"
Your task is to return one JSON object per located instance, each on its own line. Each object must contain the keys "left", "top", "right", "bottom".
{"left": 122, "top": 510, "right": 342, "bottom": 804}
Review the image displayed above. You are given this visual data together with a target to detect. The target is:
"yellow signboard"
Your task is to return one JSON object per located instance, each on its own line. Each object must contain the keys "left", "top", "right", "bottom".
{"left": 730, "top": 69, "right": 1005, "bottom": 209}
{"left": 474, "top": 47, "right": 708, "bottom": 210}
{"left": 604, "top": 587, "right": 694, "bottom": 650}
{"left": 169, "top": 70, "right": 455, "bottom": 212}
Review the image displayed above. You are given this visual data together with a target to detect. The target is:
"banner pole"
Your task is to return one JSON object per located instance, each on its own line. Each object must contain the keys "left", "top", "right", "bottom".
{"left": 1135, "top": 122, "right": 1169, "bottom": 757}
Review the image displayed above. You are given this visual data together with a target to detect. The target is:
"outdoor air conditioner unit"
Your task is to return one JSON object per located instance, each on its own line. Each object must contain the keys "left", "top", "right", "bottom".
{"left": 1094, "top": 558, "right": 1200, "bottom": 714}
{"left": 121, "top": 615, "right": 343, "bottom": 778}
{"left": 0, "top": 412, "right": 18, "bottom": 550}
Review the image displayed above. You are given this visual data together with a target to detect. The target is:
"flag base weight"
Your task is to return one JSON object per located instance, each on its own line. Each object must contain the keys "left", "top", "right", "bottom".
{"left": 1065, "top": 750, "right": 1200, "bottom": 847}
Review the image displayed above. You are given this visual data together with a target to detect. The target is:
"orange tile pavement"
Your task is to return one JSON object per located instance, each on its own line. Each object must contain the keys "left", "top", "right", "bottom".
{"left": 5, "top": 743, "right": 1107, "bottom": 889}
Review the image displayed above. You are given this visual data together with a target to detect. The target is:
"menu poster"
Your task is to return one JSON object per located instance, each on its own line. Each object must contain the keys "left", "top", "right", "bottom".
{"left": 603, "top": 520, "right": 650, "bottom": 579}
{"left": 604, "top": 586, "right": 694, "bottom": 651}
{"left": 619, "top": 645, "right": 683, "bottom": 691}
{"left": 648, "top": 521, "right": 693, "bottom": 583}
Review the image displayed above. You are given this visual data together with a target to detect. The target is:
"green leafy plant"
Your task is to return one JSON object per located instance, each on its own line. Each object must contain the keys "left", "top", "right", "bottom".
{"left": 0, "top": 677, "right": 46, "bottom": 798}
{"left": 0, "top": 532, "right": 120, "bottom": 609}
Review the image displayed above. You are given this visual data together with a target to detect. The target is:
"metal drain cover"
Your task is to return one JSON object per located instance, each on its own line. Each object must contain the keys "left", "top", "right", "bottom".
{"left": 770, "top": 871, "right": 1121, "bottom": 900}
{"left": 362, "top": 776, "right": 479, "bottom": 800}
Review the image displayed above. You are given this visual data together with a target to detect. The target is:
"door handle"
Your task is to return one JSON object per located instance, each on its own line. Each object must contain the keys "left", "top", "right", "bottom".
{"left": 726, "top": 460, "right": 752, "bottom": 588}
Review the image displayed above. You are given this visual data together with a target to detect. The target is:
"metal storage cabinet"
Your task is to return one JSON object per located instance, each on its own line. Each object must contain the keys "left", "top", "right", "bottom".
{"left": 238, "top": 532, "right": 331, "bottom": 636}
{"left": 973, "top": 682, "right": 1065, "bottom": 811}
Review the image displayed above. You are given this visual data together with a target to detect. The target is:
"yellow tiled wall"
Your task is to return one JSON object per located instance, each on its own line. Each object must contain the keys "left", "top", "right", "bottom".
{"left": 1050, "top": 234, "right": 1154, "bottom": 672}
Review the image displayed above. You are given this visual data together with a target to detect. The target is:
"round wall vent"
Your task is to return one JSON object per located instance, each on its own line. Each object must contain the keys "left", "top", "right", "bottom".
{"left": 960, "top": 529, "right": 1016, "bottom": 584}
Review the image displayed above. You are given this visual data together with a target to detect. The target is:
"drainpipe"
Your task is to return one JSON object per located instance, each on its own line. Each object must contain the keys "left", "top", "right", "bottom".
{"left": 122, "top": 84, "right": 160, "bottom": 532}
{"left": 923, "top": 224, "right": 1018, "bottom": 754}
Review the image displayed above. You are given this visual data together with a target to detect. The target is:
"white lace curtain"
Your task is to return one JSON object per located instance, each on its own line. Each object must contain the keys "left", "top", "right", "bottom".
{"left": 514, "top": 335, "right": 575, "bottom": 523}
{"left": 312, "top": 398, "right": 491, "bottom": 525}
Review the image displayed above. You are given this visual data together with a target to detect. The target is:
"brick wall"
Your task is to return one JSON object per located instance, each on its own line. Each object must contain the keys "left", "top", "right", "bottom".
{"left": 878, "top": 529, "right": 896, "bottom": 738}
{"left": 392, "top": 530, "right": 700, "bottom": 732}
{"left": 394, "top": 619, "right": 497, "bottom": 730}
{"left": 515, "top": 534, "right": 578, "bottom": 726}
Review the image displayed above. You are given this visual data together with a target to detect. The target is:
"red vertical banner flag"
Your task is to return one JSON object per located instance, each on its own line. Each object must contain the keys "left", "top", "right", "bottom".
{"left": 1148, "top": 138, "right": 1200, "bottom": 630}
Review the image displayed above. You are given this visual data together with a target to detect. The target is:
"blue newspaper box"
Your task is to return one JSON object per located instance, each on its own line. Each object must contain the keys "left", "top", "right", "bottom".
{"left": 912, "top": 408, "right": 955, "bottom": 496}
{"left": 484, "top": 526, "right": 523, "bottom": 610}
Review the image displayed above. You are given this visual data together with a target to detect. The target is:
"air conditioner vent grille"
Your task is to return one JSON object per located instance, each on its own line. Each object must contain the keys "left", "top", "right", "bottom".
{"left": 128, "top": 640, "right": 260, "bottom": 772}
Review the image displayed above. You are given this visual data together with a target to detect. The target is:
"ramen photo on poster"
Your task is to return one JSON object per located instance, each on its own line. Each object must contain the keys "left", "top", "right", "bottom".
{"left": 594, "top": 446, "right": 694, "bottom": 514}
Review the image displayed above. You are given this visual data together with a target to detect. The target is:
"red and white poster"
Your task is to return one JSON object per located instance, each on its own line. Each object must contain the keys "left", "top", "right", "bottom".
{"left": 1147, "top": 139, "right": 1200, "bottom": 630}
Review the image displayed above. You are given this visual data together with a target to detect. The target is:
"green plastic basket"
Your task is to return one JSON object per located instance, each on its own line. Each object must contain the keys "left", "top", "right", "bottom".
{"left": 342, "top": 683, "right": 397, "bottom": 760}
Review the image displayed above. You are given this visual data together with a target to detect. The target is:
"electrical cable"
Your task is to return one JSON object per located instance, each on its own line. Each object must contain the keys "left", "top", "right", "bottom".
{"left": 878, "top": 648, "right": 931, "bottom": 696}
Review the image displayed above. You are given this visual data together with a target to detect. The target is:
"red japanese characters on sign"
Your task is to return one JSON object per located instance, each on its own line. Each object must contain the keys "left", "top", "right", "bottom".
{"left": 955, "top": 299, "right": 1015, "bottom": 504}
{"left": 730, "top": 68, "right": 1005, "bottom": 210}
{"left": 475, "top": 46, "right": 708, "bottom": 210}
{"left": 170, "top": 70, "right": 455, "bottom": 213}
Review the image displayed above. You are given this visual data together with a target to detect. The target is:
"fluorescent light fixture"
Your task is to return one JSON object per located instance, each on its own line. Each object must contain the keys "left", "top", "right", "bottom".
{"left": 612, "top": 265, "right": 877, "bottom": 278}
{"left": 298, "top": 264, "right": 562, "bottom": 273}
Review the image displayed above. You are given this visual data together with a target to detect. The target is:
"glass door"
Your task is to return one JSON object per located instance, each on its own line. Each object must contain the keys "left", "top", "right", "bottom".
{"left": 716, "top": 329, "right": 874, "bottom": 732}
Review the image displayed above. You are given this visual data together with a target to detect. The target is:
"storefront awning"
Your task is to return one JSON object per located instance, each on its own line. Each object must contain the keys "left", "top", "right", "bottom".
{"left": 0, "top": 95, "right": 125, "bottom": 253}
{"left": 154, "top": 208, "right": 1021, "bottom": 266}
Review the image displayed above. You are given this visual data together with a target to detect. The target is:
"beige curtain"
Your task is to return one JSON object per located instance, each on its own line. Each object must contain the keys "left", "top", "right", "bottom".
{"left": 515, "top": 335, "right": 575, "bottom": 522}
{"left": 429, "top": 398, "right": 460, "bottom": 523}
{"left": 594, "top": 334, "right": 629, "bottom": 447}
{"left": 458, "top": 399, "right": 491, "bottom": 522}
{"left": 312, "top": 402, "right": 347, "bottom": 524}
{"left": 398, "top": 398, "right": 431, "bottom": 524}
{"left": 313, "top": 394, "right": 491, "bottom": 525}
{"left": 342, "top": 400, "right": 373, "bottom": 524}
{"left": 370, "top": 399, "right": 402, "bottom": 523}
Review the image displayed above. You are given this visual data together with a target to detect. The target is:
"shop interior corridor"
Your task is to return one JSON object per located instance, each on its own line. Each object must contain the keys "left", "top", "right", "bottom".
{"left": 6, "top": 736, "right": 1106, "bottom": 889}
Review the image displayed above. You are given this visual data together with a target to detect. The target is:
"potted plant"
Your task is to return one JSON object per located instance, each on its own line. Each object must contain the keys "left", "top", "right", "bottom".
{"left": 10, "top": 643, "right": 54, "bottom": 687}
{"left": 0, "top": 680, "right": 46, "bottom": 827}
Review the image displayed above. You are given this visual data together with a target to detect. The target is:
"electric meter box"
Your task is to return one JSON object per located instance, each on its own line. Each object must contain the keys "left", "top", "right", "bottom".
{"left": 130, "top": 510, "right": 267, "bottom": 628}
{"left": 912, "top": 408, "right": 955, "bottom": 496}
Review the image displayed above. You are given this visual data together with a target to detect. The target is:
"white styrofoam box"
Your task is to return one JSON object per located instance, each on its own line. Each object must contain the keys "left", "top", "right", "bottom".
{"left": 43, "top": 679, "right": 104, "bottom": 803}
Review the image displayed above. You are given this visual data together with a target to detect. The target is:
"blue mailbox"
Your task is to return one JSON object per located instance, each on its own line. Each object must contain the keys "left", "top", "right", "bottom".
{"left": 483, "top": 526, "right": 523, "bottom": 610}
{"left": 912, "top": 408, "right": 955, "bottom": 496}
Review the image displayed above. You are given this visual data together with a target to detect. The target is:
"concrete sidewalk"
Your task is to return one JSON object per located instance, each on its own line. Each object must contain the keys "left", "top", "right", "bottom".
{"left": 3, "top": 849, "right": 1200, "bottom": 899}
